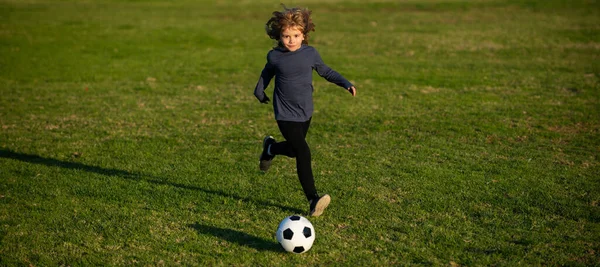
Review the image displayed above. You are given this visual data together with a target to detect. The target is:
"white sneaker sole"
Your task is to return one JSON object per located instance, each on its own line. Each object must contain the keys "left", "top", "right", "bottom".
{"left": 310, "top": 194, "right": 330, "bottom": 217}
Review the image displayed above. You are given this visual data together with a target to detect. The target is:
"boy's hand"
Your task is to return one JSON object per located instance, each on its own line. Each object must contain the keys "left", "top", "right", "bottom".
{"left": 260, "top": 95, "right": 271, "bottom": 104}
{"left": 347, "top": 86, "right": 357, "bottom": 97}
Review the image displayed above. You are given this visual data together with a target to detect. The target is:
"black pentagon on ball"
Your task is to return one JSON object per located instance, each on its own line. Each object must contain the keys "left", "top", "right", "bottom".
{"left": 293, "top": 246, "right": 305, "bottom": 253}
{"left": 289, "top": 215, "right": 301, "bottom": 221}
{"left": 303, "top": 226, "right": 312, "bottom": 238}
{"left": 283, "top": 228, "right": 294, "bottom": 240}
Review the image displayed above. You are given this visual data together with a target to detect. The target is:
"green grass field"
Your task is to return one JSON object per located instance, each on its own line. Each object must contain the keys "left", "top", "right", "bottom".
{"left": 1, "top": 0, "right": 599, "bottom": 265}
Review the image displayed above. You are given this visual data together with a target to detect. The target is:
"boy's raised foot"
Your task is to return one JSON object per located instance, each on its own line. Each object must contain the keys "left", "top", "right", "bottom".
{"left": 309, "top": 194, "right": 331, "bottom": 217}
{"left": 259, "top": 136, "right": 276, "bottom": 172}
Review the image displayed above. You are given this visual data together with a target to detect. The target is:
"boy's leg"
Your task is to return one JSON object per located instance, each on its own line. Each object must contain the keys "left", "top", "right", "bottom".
{"left": 302, "top": 117, "right": 312, "bottom": 138}
{"left": 270, "top": 118, "right": 311, "bottom": 157}
{"left": 275, "top": 120, "right": 318, "bottom": 201}
{"left": 269, "top": 140, "right": 295, "bottom": 158}
{"left": 259, "top": 118, "right": 304, "bottom": 171}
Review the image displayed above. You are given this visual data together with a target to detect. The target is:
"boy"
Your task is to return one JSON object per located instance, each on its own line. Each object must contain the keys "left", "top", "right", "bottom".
{"left": 254, "top": 5, "right": 356, "bottom": 216}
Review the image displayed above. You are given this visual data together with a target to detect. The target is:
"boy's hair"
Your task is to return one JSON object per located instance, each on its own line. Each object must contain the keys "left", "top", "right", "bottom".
{"left": 265, "top": 5, "right": 315, "bottom": 46}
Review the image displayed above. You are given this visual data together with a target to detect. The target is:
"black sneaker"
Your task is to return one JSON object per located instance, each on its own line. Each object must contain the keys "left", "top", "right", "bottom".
{"left": 259, "top": 136, "right": 276, "bottom": 172}
{"left": 309, "top": 194, "right": 331, "bottom": 217}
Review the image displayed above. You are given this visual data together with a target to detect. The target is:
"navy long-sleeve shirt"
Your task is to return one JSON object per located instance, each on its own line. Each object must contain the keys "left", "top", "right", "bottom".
{"left": 254, "top": 45, "right": 353, "bottom": 122}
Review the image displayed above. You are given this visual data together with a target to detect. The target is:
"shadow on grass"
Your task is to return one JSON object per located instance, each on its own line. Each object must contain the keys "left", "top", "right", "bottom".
{"left": 188, "top": 222, "right": 281, "bottom": 252}
{"left": 0, "top": 149, "right": 303, "bottom": 214}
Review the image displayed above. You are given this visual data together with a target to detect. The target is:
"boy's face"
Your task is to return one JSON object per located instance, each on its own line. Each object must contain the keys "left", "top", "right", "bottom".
{"left": 280, "top": 27, "right": 304, "bottom": 52}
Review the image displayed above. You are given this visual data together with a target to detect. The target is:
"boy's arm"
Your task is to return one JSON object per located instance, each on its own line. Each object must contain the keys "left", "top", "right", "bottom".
{"left": 313, "top": 50, "right": 355, "bottom": 96}
{"left": 254, "top": 62, "right": 275, "bottom": 103}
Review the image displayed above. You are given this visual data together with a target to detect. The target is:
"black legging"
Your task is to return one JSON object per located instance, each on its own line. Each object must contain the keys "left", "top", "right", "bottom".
{"left": 270, "top": 118, "right": 318, "bottom": 201}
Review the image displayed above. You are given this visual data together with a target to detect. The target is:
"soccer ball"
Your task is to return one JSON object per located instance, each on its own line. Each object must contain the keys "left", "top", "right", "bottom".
{"left": 276, "top": 215, "right": 315, "bottom": 254}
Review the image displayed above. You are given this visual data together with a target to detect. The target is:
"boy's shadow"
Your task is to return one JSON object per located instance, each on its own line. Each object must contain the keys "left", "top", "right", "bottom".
{"left": 188, "top": 223, "right": 281, "bottom": 252}
{"left": 0, "top": 149, "right": 303, "bottom": 214}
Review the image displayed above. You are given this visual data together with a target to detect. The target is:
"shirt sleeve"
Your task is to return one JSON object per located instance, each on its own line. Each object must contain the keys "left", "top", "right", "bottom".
{"left": 254, "top": 56, "right": 275, "bottom": 102}
{"left": 313, "top": 49, "right": 353, "bottom": 89}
